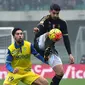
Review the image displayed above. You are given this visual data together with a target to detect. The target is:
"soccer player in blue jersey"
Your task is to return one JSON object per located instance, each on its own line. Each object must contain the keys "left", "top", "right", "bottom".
{"left": 33, "top": 4, "right": 74, "bottom": 85}
{"left": 3, "top": 28, "right": 48, "bottom": 85}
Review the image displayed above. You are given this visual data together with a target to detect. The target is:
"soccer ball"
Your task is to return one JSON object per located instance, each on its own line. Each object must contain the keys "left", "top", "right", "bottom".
{"left": 48, "top": 29, "right": 62, "bottom": 41}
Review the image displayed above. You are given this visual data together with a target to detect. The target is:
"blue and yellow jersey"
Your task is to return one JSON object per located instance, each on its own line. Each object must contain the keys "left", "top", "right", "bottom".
{"left": 6, "top": 40, "right": 44, "bottom": 73}
{"left": 8, "top": 40, "right": 31, "bottom": 70}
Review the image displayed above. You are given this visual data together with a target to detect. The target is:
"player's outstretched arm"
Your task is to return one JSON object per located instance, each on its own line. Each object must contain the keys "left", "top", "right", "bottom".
{"left": 31, "top": 44, "right": 45, "bottom": 63}
{"left": 63, "top": 35, "right": 74, "bottom": 64}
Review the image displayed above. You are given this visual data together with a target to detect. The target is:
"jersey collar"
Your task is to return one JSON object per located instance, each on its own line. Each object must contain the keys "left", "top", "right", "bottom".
{"left": 14, "top": 41, "right": 24, "bottom": 48}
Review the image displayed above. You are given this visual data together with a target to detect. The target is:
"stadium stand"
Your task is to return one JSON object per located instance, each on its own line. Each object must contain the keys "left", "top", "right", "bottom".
{"left": 0, "top": 0, "right": 85, "bottom": 11}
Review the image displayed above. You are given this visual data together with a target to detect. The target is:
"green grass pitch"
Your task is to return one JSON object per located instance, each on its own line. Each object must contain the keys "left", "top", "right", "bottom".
{"left": 1, "top": 79, "right": 85, "bottom": 85}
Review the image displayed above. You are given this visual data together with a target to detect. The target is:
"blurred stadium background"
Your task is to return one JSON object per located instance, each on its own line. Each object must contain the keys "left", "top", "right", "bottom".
{"left": 0, "top": 0, "right": 85, "bottom": 85}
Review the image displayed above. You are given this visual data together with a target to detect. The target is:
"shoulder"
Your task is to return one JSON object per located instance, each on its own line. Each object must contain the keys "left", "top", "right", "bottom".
{"left": 24, "top": 40, "right": 31, "bottom": 46}
{"left": 39, "top": 15, "right": 50, "bottom": 24}
{"left": 8, "top": 43, "right": 14, "bottom": 50}
{"left": 41, "top": 15, "right": 50, "bottom": 21}
{"left": 59, "top": 18, "right": 67, "bottom": 23}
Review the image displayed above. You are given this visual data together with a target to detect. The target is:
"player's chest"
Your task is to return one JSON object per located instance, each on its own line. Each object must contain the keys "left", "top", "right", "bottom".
{"left": 47, "top": 20, "right": 62, "bottom": 30}
{"left": 11, "top": 47, "right": 29, "bottom": 56}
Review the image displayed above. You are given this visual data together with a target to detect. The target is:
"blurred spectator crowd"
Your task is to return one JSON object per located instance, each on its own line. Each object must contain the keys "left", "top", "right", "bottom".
{"left": 0, "top": 0, "right": 85, "bottom": 11}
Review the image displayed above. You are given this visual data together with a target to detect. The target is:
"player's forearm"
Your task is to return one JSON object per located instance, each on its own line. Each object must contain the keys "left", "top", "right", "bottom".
{"left": 31, "top": 44, "right": 45, "bottom": 63}
{"left": 36, "top": 54, "right": 48, "bottom": 64}
{"left": 31, "top": 48, "right": 45, "bottom": 62}
{"left": 35, "top": 25, "right": 45, "bottom": 38}
{"left": 35, "top": 54, "right": 45, "bottom": 62}
{"left": 6, "top": 63, "right": 14, "bottom": 72}
{"left": 63, "top": 35, "right": 71, "bottom": 54}
{"left": 6, "top": 51, "right": 14, "bottom": 72}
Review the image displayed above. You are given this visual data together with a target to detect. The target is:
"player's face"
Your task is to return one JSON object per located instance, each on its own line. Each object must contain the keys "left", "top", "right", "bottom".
{"left": 14, "top": 30, "right": 24, "bottom": 44}
{"left": 50, "top": 10, "right": 59, "bottom": 19}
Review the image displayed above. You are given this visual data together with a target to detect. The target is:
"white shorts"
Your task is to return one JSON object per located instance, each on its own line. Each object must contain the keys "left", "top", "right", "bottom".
{"left": 48, "top": 54, "right": 62, "bottom": 68}
{"left": 38, "top": 33, "right": 62, "bottom": 68}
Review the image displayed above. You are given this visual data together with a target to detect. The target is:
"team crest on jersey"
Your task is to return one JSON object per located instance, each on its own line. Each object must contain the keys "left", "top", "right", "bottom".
{"left": 8, "top": 76, "right": 14, "bottom": 82}
{"left": 53, "top": 24, "right": 60, "bottom": 29}
{"left": 23, "top": 47, "right": 27, "bottom": 51}
{"left": 52, "top": 24, "right": 56, "bottom": 28}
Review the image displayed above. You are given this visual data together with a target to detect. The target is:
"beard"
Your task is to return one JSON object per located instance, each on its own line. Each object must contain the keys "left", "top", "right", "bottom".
{"left": 16, "top": 38, "right": 23, "bottom": 45}
{"left": 52, "top": 16, "right": 58, "bottom": 19}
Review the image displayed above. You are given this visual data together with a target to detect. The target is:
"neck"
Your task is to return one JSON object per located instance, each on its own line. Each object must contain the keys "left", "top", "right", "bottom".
{"left": 15, "top": 41, "right": 22, "bottom": 46}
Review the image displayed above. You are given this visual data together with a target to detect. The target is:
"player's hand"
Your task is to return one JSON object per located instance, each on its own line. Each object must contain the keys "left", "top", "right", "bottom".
{"left": 33, "top": 27, "right": 39, "bottom": 33}
{"left": 44, "top": 47, "right": 51, "bottom": 61}
{"left": 13, "top": 68, "right": 19, "bottom": 74}
{"left": 44, "top": 55, "right": 50, "bottom": 61}
{"left": 69, "top": 54, "right": 74, "bottom": 64}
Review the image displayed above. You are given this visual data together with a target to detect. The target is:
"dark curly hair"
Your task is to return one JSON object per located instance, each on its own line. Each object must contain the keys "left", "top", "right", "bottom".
{"left": 50, "top": 4, "right": 61, "bottom": 11}
{"left": 12, "top": 28, "right": 23, "bottom": 36}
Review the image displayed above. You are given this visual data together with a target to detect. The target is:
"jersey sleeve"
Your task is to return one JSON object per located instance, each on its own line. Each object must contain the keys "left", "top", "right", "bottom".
{"left": 61, "top": 21, "right": 72, "bottom": 54}
{"left": 61, "top": 21, "right": 68, "bottom": 35}
{"left": 6, "top": 49, "right": 14, "bottom": 72}
{"left": 31, "top": 44, "right": 45, "bottom": 62}
{"left": 35, "top": 16, "right": 48, "bottom": 38}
